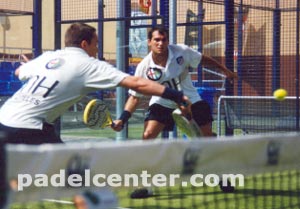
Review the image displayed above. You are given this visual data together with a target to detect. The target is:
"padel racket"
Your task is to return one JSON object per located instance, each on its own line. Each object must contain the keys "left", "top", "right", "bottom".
{"left": 83, "top": 99, "right": 114, "bottom": 129}
{"left": 172, "top": 108, "right": 202, "bottom": 138}
{"left": 172, "top": 78, "right": 202, "bottom": 138}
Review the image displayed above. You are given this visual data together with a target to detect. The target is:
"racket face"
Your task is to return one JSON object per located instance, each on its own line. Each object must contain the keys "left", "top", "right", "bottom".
{"left": 172, "top": 109, "right": 201, "bottom": 138}
{"left": 83, "top": 99, "right": 112, "bottom": 129}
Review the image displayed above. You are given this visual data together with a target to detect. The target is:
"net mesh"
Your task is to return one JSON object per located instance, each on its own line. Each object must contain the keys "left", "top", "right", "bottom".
{"left": 53, "top": 0, "right": 300, "bottom": 138}
{"left": 2, "top": 133, "right": 300, "bottom": 209}
{"left": 0, "top": 0, "right": 33, "bottom": 15}
{"left": 218, "top": 96, "right": 300, "bottom": 135}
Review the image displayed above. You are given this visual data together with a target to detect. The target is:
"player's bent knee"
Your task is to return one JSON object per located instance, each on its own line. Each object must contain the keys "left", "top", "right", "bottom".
{"left": 200, "top": 123, "right": 213, "bottom": 137}
{"left": 143, "top": 131, "right": 157, "bottom": 140}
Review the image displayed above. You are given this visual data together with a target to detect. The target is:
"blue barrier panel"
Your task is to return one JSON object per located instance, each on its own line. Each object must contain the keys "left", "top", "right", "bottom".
{"left": 13, "top": 62, "right": 21, "bottom": 69}
{"left": 197, "top": 87, "right": 217, "bottom": 113}
{"left": 0, "top": 62, "right": 22, "bottom": 95}
{"left": 128, "top": 65, "right": 136, "bottom": 75}
{"left": 0, "top": 72, "right": 12, "bottom": 81}
{"left": 9, "top": 81, "right": 23, "bottom": 92}
{"left": 0, "top": 62, "right": 14, "bottom": 71}
{"left": 0, "top": 82, "right": 10, "bottom": 96}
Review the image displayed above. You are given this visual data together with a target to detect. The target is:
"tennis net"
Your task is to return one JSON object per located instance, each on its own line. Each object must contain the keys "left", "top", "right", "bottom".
{"left": 1, "top": 133, "right": 300, "bottom": 209}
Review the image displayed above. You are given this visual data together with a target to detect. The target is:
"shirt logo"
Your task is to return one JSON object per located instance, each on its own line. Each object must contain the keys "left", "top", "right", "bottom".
{"left": 176, "top": 56, "right": 184, "bottom": 65}
{"left": 45, "top": 58, "right": 63, "bottom": 69}
{"left": 146, "top": 67, "right": 162, "bottom": 81}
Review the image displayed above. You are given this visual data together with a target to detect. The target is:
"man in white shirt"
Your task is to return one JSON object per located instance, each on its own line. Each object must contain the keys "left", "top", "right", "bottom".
{"left": 112, "top": 26, "right": 236, "bottom": 139}
{"left": 0, "top": 23, "right": 190, "bottom": 144}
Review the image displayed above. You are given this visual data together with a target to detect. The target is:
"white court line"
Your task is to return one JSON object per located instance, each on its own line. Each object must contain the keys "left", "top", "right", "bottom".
{"left": 42, "top": 199, "right": 74, "bottom": 204}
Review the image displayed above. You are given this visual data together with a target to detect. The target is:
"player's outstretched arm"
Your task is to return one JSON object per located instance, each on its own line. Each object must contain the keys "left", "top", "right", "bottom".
{"left": 117, "top": 75, "right": 191, "bottom": 125}
{"left": 119, "top": 76, "right": 188, "bottom": 104}
{"left": 201, "top": 54, "right": 237, "bottom": 79}
{"left": 119, "top": 76, "right": 165, "bottom": 97}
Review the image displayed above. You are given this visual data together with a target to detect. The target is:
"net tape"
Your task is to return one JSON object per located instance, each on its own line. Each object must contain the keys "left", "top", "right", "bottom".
{"left": 3, "top": 133, "right": 300, "bottom": 208}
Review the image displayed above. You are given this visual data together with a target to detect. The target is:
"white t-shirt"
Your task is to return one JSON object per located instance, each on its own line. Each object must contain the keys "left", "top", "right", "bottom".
{"left": 129, "top": 44, "right": 202, "bottom": 109}
{"left": 0, "top": 47, "right": 128, "bottom": 129}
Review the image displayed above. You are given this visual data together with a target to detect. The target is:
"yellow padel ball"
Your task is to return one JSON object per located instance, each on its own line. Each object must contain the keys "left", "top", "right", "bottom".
{"left": 273, "top": 88, "right": 287, "bottom": 101}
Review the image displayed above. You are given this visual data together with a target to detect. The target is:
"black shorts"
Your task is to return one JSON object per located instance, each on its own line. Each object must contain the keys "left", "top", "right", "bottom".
{"left": 145, "top": 100, "right": 213, "bottom": 131}
{"left": 0, "top": 123, "right": 63, "bottom": 144}
{"left": 191, "top": 100, "right": 213, "bottom": 126}
{"left": 145, "top": 104, "right": 175, "bottom": 131}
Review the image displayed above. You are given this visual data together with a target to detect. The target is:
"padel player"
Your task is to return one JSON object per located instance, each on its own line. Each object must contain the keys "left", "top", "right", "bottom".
{"left": 112, "top": 26, "right": 236, "bottom": 138}
{"left": 0, "top": 23, "right": 190, "bottom": 144}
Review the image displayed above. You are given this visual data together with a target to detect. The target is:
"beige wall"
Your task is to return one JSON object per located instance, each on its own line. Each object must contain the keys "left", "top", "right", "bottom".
{"left": 0, "top": 15, "right": 32, "bottom": 54}
{"left": 42, "top": 0, "right": 54, "bottom": 50}
{"left": 0, "top": 0, "right": 298, "bottom": 59}
{"left": 0, "top": 0, "right": 117, "bottom": 58}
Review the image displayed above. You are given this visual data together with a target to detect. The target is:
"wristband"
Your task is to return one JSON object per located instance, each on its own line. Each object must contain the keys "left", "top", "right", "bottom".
{"left": 119, "top": 110, "right": 131, "bottom": 124}
{"left": 161, "top": 87, "right": 184, "bottom": 104}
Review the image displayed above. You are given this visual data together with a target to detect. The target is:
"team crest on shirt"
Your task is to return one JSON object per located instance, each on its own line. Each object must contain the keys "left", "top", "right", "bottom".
{"left": 45, "top": 58, "right": 63, "bottom": 69}
{"left": 146, "top": 67, "right": 162, "bottom": 81}
{"left": 176, "top": 56, "right": 184, "bottom": 65}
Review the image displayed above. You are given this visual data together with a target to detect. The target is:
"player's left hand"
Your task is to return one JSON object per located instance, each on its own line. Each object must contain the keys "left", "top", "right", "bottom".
{"left": 15, "top": 54, "right": 30, "bottom": 77}
{"left": 225, "top": 70, "right": 238, "bottom": 79}
{"left": 21, "top": 54, "right": 30, "bottom": 63}
{"left": 224, "top": 70, "right": 238, "bottom": 85}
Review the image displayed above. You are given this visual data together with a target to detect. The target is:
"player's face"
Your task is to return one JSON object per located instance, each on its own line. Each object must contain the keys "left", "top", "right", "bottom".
{"left": 148, "top": 31, "right": 169, "bottom": 55}
{"left": 84, "top": 33, "right": 98, "bottom": 58}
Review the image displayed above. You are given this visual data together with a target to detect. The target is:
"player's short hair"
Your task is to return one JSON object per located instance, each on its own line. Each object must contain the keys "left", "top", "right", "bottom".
{"left": 148, "top": 26, "right": 169, "bottom": 40}
{"left": 65, "top": 23, "right": 96, "bottom": 47}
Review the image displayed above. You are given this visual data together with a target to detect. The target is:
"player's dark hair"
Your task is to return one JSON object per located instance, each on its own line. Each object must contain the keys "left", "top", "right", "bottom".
{"left": 148, "top": 26, "right": 169, "bottom": 40}
{"left": 65, "top": 23, "right": 96, "bottom": 47}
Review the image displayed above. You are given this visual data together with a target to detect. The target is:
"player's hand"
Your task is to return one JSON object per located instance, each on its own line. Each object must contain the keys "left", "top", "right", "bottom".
{"left": 224, "top": 69, "right": 237, "bottom": 79}
{"left": 224, "top": 69, "right": 238, "bottom": 85}
{"left": 111, "top": 120, "right": 124, "bottom": 132}
{"left": 20, "top": 54, "right": 30, "bottom": 64}
{"left": 15, "top": 54, "right": 31, "bottom": 77}
{"left": 178, "top": 96, "right": 192, "bottom": 119}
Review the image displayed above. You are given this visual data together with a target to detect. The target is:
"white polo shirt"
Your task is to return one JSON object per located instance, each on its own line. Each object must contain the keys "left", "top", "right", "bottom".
{"left": 0, "top": 47, "right": 128, "bottom": 129}
{"left": 129, "top": 44, "right": 202, "bottom": 109}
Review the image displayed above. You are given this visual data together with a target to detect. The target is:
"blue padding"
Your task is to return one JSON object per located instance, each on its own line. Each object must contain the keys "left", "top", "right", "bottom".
{"left": 0, "top": 72, "right": 12, "bottom": 81}
{"left": 0, "top": 82, "right": 8, "bottom": 90}
{"left": 128, "top": 65, "right": 136, "bottom": 75}
{"left": 0, "top": 62, "right": 14, "bottom": 71}
{"left": 0, "top": 62, "right": 23, "bottom": 95}
{"left": 0, "top": 82, "right": 10, "bottom": 96}
{"left": 13, "top": 62, "right": 21, "bottom": 69}
{"left": 9, "top": 81, "right": 23, "bottom": 92}
{"left": 197, "top": 87, "right": 217, "bottom": 113}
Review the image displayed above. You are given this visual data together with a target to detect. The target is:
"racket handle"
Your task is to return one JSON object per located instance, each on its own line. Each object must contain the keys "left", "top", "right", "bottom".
{"left": 185, "top": 113, "right": 192, "bottom": 121}
{"left": 111, "top": 122, "right": 116, "bottom": 128}
{"left": 179, "top": 101, "right": 193, "bottom": 120}
{"left": 110, "top": 122, "right": 124, "bottom": 129}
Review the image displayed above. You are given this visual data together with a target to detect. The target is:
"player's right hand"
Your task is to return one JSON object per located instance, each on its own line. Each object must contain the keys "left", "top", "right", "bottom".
{"left": 178, "top": 96, "right": 193, "bottom": 119}
{"left": 111, "top": 120, "right": 124, "bottom": 132}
